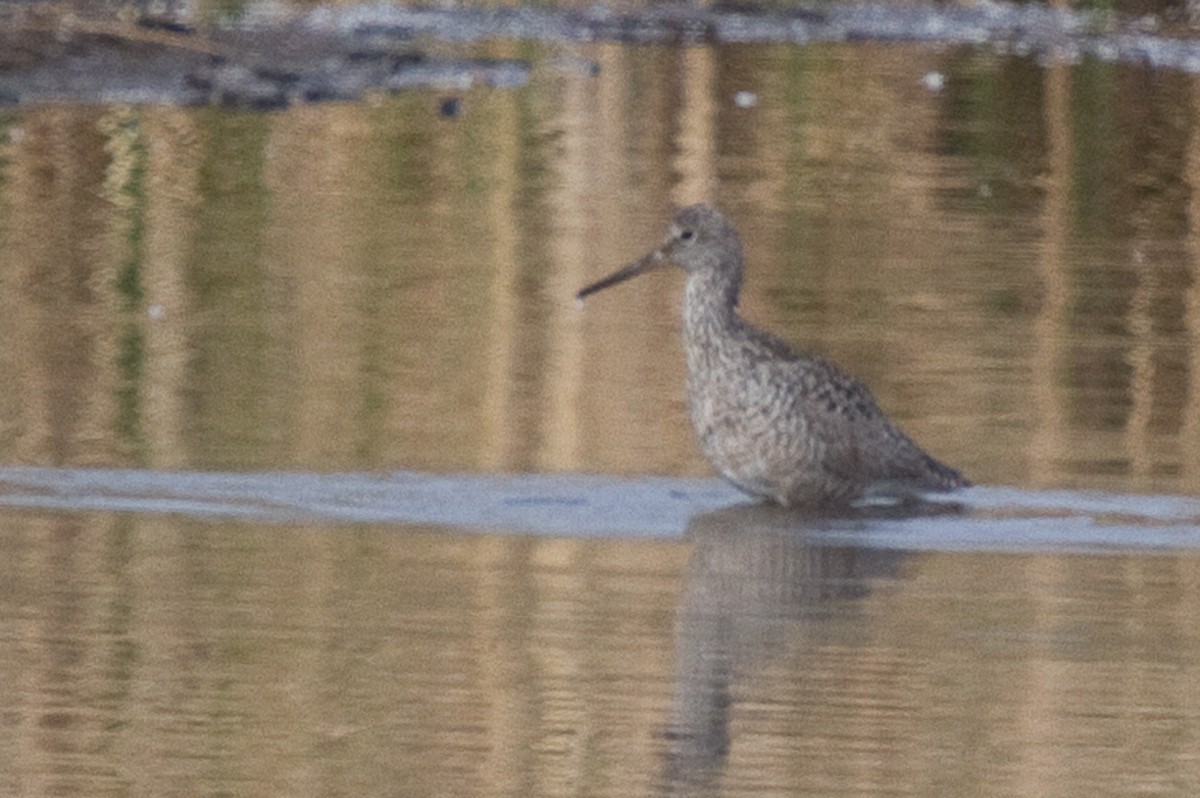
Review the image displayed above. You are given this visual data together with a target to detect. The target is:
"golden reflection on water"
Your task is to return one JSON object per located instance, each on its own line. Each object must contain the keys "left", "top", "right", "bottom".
{"left": 0, "top": 513, "right": 687, "bottom": 796}
{"left": 2, "top": 44, "right": 1200, "bottom": 493}
{"left": 3, "top": 509, "right": 1200, "bottom": 796}
{"left": 3, "top": 34, "right": 1200, "bottom": 798}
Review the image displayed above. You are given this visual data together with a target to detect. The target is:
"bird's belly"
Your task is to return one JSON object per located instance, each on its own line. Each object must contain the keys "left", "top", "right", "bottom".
{"left": 688, "top": 382, "right": 823, "bottom": 504}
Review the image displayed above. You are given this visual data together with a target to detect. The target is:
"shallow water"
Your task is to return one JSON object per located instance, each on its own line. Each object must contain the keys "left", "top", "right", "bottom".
{"left": 3, "top": 7, "right": 1200, "bottom": 796}
{"left": 4, "top": 42, "right": 1200, "bottom": 494}
{"left": 3, "top": 490, "right": 1200, "bottom": 797}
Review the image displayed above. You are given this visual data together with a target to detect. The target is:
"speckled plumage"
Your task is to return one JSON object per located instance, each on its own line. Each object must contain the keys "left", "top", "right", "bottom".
{"left": 577, "top": 204, "right": 968, "bottom": 507}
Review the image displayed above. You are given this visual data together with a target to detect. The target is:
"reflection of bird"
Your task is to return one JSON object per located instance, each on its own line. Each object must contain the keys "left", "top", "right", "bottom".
{"left": 577, "top": 204, "right": 969, "bottom": 507}
{"left": 659, "top": 503, "right": 915, "bottom": 795}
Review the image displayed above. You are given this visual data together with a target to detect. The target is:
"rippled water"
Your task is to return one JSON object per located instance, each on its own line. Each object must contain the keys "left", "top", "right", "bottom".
{"left": 4, "top": 498, "right": 1200, "bottom": 797}
{"left": 3, "top": 10, "right": 1200, "bottom": 796}
{"left": 6, "top": 43, "right": 1199, "bottom": 493}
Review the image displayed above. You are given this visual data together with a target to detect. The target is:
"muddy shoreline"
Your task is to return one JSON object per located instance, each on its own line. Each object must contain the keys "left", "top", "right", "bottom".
{"left": 2, "top": 1, "right": 1199, "bottom": 108}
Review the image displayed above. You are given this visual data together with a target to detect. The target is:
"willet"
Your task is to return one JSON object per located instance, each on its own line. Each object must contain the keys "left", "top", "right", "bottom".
{"left": 577, "top": 204, "right": 968, "bottom": 507}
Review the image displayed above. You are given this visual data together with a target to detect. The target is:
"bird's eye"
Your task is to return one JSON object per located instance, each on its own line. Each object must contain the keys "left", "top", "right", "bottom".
{"left": 680, "top": 229, "right": 694, "bottom": 241}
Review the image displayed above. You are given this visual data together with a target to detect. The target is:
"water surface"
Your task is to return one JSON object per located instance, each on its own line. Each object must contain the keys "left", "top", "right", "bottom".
{"left": 3, "top": 42, "right": 1199, "bottom": 494}
{"left": 3, "top": 496, "right": 1200, "bottom": 797}
{"left": 3, "top": 11, "right": 1200, "bottom": 798}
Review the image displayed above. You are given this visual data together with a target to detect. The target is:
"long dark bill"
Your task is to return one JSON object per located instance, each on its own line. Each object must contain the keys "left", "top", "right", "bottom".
{"left": 576, "top": 249, "right": 667, "bottom": 301}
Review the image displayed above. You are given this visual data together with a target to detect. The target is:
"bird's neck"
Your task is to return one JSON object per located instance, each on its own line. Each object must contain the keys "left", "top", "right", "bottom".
{"left": 683, "top": 269, "right": 744, "bottom": 369}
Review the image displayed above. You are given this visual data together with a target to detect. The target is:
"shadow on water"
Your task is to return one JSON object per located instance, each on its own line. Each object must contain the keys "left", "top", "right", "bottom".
{"left": 658, "top": 501, "right": 955, "bottom": 796}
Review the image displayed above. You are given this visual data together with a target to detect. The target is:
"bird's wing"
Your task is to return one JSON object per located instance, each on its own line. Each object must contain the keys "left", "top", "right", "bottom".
{"left": 781, "top": 356, "right": 955, "bottom": 489}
